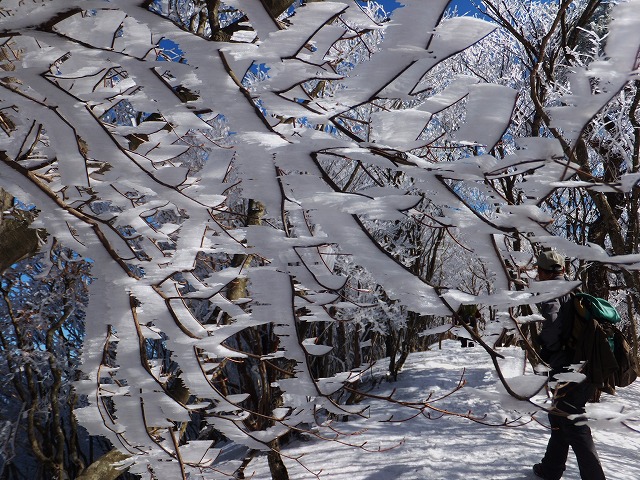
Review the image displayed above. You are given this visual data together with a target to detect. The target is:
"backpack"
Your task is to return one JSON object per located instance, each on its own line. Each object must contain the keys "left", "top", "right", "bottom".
{"left": 569, "top": 293, "right": 639, "bottom": 389}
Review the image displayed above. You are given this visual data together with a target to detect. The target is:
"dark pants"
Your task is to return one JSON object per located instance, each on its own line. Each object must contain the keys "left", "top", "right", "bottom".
{"left": 459, "top": 338, "right": 474, "bottom": 348}
{"left": 539, "top": 380, "right": 606, "bottom": 479}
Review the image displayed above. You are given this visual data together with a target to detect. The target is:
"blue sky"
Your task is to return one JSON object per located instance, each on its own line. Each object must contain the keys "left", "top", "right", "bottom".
{"left": 380, "top": 0, "right": 480, "bottom": 16}
{"left": 446, "top": 0, "right": 481, "bottom": 15}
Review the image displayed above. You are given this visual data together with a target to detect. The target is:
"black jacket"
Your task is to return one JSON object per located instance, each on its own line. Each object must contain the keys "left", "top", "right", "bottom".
{"left": 538, "top": 285, "right": 619, "bottom": 391}
{"left": 538, "top": 290, "right": 574, "bottom": 369}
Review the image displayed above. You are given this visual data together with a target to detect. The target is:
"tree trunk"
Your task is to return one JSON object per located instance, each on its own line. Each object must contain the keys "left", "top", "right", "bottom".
{"left": 263, "top": 0, "right": 297, "bottom": 18}
{"left": 226, "top": 199, "right": 265, "bottom": 302}
{"left": 0, "top": 189, "right": 40, "bottom": 273}
{"left": 267, "top": 441, "right": 289, "bottom": 480}
{"left": 76, "top": 449, "right": 131, "bottom": 480}
{"left": 223, "top": 199, "right": 291, "bottom": 480}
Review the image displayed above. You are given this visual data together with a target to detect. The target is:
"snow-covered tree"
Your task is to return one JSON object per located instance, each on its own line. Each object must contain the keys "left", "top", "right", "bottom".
{"left": 439, "top": 0, "right": 640, "bottom": 354}
{"left": 1, "top": 0, "right": 640, "bottom": 478}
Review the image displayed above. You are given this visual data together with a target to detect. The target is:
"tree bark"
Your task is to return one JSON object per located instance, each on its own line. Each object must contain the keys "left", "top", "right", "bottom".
{"left": 76, "top": 449, "right": 131, "bottom": 480}
{"left": 0, "top": 189, "right": 40, "bottom": 273}
{"left": 267, "top": 440, "right": 290, "bottom": 480}
{"left": 263, "top": 0, "right": 297, "bottom": 18}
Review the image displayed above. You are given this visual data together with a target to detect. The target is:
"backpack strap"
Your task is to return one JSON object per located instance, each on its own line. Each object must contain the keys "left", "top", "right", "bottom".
{"left": 573, "top": 293, "right": 590, "bottom": 321}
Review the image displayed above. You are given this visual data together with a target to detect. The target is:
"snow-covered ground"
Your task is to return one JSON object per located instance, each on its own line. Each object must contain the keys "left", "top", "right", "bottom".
{"left": 249, "top": 340, "right": 640, "bottom": 479}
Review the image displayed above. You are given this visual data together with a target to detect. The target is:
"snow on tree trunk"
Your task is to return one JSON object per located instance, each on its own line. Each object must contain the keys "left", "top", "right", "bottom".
{"left": 1, "top": 0, "right": 640, "bottom": 478}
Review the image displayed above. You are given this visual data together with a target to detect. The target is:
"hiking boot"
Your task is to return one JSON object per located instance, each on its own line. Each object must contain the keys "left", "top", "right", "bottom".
{"left": 533, "top": 463, "right": 562, "bottom": 480}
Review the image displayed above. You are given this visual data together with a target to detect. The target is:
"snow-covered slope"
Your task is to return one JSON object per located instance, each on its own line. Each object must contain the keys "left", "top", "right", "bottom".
{"left": 249, "top": 340, "right": 640, "bottom": 479}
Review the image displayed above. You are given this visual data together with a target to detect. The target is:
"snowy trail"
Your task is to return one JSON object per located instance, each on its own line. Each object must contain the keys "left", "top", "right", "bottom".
{"left": 249, "top": 341, "right": 640, "bottom": 479}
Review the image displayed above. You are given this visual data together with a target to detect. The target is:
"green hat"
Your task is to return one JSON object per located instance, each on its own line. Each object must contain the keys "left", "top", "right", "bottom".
{"left": 536, "top": 250, "right": 565, "bottom": 272}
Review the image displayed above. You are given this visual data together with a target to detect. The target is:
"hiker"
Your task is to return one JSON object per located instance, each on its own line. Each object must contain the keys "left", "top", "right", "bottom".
{"left": 456, "top": 304, "right": 480, "bottom": 347}
{"left": 533, "top": 250, "right": 606, "bottom": 480}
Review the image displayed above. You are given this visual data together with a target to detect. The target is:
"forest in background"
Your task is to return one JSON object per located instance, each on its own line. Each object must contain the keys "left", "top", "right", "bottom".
{"left": 1, "top": 0, "right": 640, "bottom": 478}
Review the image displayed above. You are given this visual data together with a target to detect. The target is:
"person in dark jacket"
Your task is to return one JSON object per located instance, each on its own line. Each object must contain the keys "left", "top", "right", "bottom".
{"left": 533, "top": 250, "right": 606, "bottom": 480}
{"left": 456, "top": 304, "right": 481, "bottom": 347}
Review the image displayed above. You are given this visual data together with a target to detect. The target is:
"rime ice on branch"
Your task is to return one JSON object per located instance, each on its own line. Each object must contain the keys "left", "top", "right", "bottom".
{"left": 1, "top": 0, "right": 640, "bottom": 478}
